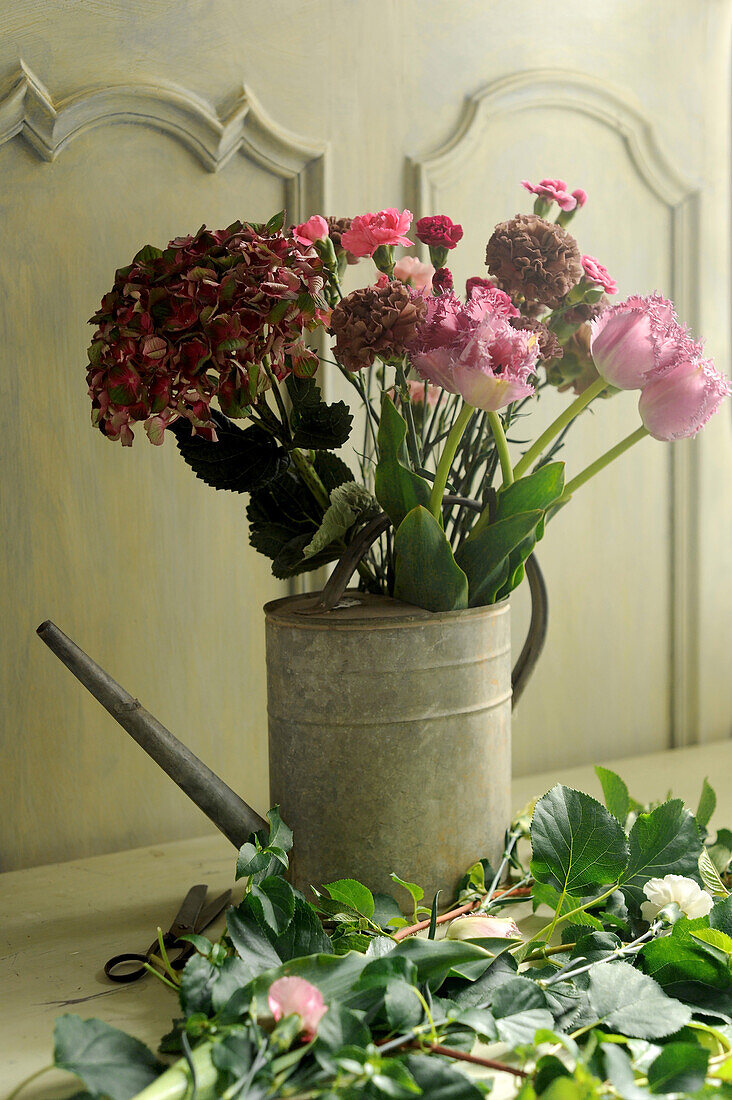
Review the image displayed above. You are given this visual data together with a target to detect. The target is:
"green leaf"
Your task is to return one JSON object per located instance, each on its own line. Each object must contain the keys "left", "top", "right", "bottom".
{"left": 492, "top": 463, "right": 565, "bottom": 597}
{"left": 699, "top": 848, "right": 730, "bottom": 897}
{"left": 171, "top": 413, "right": 288, "bottom": 493}
{"left": 235, "top": 842, "right": 275, "bottom": 881}
{"left": 323, "top": 879, "right": 375, "bottom": 920}
{"left": 387, "top": 938, "right": 493, "bottom": 992}
{"left": 179, "top": 954, "right": 219, "bottom": 1016}
{"left": 648, "top": 1041, "right": 709, "bottom": 1093}
{"left": 531, "top": 882, "right": 603, "bottom": 929}
{"left": 265, "top": 209, "right": 286, "bottom": 234}
{"left": 304, "top": 482, "right": 379, "bottom": 557}
{"left": 316, "top": 1002, "right": 371, "bottom": 1050}
{"left": 588, "top": 960, "right": 691, "bottom": 1038}
{"left": 595, "top": 766, "right": 631, "bottom": 824}
{"left": 640, "top": 916, "right": 732, "bottom": 1003}
{"left": 226, "top": 907, "right": 282, "bottom": 975}
{"left": 691, "top": 927, "right": 732, "bottom": 955}
{"left": 697, "top": 778, "right": 717, "bottom": 831}
{"left": 54, "top": 1015, "right": 161, "bottom": 1100}
{"left": 530, "top": 785, "right": 629, "bottom": 895}
{"left": 132, "top": 243, "right": 163, "bottom": 265}
{"left": 404, "top": 1054, "right": 486, "bottom": 1100}
{"left": 455, "top": 510, "right": 545, "bottom": 607}
{"left": 286, "top": 376, "right": 353, "bottom": 450}
{"left": 490, "top": 977, "right": 554, "bottom": 1045}
{"left": 249, "top": 876, "right": 296, "bottom": 936}
{"left": 621, "top": 800, "right": 702, "bottom": 908}
{"left": 390, "top": 874, "right": 424, "bottom": 905}
{"left": 264, "top": 806, "right": 294, "bottom": 856}
{"left": 394, "top": 506, "right": 468, "bottom": 612}
{"left": 374, "top": 394, "right": 431, "bottom": 528}
{"left": 385, "top": 980, "right": 424, "bottom": 1031}
{"left": 373, "top": 893, "right": 405, "bottom": 930}
{"left": 274, "top": 897, "right": 333, "bottom": 960}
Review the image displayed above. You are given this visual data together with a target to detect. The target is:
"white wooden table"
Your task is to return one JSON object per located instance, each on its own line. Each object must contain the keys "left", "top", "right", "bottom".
{"left": 3, "top": 742, "right": 731, "bottom": 1098}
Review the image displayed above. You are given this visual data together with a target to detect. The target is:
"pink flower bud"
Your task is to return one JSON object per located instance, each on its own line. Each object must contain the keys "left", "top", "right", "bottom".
{"left": 572, "top": 189, "right": 588, "bottom": 208}
{"left": 292, "top": 215, "right": 329, "bottom": 247}
{"left": 446, "top": 914, "right": 522, "bottom": 941}
{"left": 393, "top": 255, "right": 435, "bottom": 293}
{"left": 590, "top": 293, "right": 702, "bottom": 390}
{"left": 521, "top": 178, "right": 579, "bottom": 212}
{"left": 639, "top": 358, "right": 730, "bottom": 440}
{"left": 267, "top": 976, "right": 327, "bottom": 1041}
{"left": 581, "top": 255, "right": 617, "bottom": 295}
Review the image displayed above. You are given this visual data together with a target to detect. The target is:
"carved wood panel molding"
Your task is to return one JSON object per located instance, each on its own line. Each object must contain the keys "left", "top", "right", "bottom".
{"left": 0, "top": 62, "right": 328, "bottom": 215}
{"left": 408, "top": 69, "right": 702, "bottom": 748}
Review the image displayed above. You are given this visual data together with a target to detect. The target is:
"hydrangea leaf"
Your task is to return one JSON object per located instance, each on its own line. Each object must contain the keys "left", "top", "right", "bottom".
{"left": 588, "top": 961, "right": 691, "bottom": 1038}
{"left": 374, "top": 394, "right": 431, "bottom": 528}
{"left": 286, "top": 376, "right": 353, "bottom": 450}
{"left": 171, "top": 412, "right": 288, "bottom": 493}
{"left": 394, "top": 506, "right": 469, "bottom": 612}
{"left": 530, "top": 785, "right": 629, "bottom": 895}
{"left": 620, "top": 800, "right": 702, "bottom": 909}
{"left": 53, "top": 1015, "right": 161, "bottom": 1100}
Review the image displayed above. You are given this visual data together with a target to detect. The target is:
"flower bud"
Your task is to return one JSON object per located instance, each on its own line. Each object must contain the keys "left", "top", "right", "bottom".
{"left": 445, "top": 914, "right": 521, "bottom": 942}
{"left": 590, "top": 293, "right": 701, "bottom": 390}
{"left": 267, "top": 976, "right": 327, "bottom": 1041}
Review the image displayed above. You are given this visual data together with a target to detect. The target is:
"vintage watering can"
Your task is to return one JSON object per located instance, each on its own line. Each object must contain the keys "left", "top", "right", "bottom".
{"left": 37, "top": 499, "right": 547, "bottom": 901}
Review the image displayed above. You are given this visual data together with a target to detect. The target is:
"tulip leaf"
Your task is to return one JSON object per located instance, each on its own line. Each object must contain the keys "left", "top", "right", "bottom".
{"left": 493, "top": 463, "right": 565, "bottom": 597}
{"left": 374, "top": 394, "right": 431, "bottom": 528}
{"left": 530, "top": 785, "right": 629, "bottom": 895}
{"left": 620, "top": 800, "right": 702, "bottom": 910}
{"left": 393, "top": 506, "right": 468, "bottom": 612}
{"left": 455, "top": 510, "right": 544, "bottom": 607}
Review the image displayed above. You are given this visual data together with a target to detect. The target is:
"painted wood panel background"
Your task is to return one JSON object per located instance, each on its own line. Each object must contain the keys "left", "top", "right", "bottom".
{"left": 0, "top": 0, "right": 730, "bottom": 870}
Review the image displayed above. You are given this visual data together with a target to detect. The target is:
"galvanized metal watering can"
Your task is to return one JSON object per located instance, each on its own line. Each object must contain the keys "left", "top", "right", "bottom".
{"left": 37, "top": 499, "right": 546, "bottom": 900}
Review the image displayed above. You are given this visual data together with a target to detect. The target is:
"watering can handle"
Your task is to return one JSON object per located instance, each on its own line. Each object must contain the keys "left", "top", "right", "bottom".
{"left": 317, "top": 495, "right": 547, "bottom": 709}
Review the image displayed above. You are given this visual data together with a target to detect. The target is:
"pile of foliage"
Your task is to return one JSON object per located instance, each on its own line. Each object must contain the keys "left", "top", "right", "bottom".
{"left": 17, "top": 769, "right": 732, "bottom": 1099}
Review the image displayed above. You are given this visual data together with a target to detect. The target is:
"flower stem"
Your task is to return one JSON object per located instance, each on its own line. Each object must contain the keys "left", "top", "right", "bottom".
{"left": 290, "top": 448, "right": 331, "bottom": 511}
{"left": 555, "top": 425, "right": 649, "bottom": 506}
{"left": 395, "top": 361, "right": 422, "bottom": 471}
{"left": 429, "top": 403, "right": 474, "bottom": 519}
{"left": 513, "top": 376, "right": 608, "bottom": 479}
{"left": 6, "top": 1065, "right": 53, "bottom": 1100}
{"left": 487, "top": 411, "right": 514, "bottom": 490}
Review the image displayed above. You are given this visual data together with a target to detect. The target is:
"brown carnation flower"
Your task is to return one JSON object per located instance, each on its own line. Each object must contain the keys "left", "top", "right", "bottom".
{"left": 326, "top": 216, "right": 353, "bottom": 253}
{"left": 330, "top": 281, "right": 427, "bottom": 371}
{"left": 562, "top": 294, "right": 610, "bottom": 326}
{"left": 510, "top": 317, "right": 563, "bottom": 362}
{"left": 485, "top": 214, "right": 582, "bottom": 307}
{"left": 544, "top": 323, "right": 611, "bottom": 395}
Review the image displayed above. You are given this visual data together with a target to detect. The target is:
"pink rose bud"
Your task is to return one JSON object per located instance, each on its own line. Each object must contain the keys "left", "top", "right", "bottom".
{"left": 393, "top": 255, "right": 435, "bottom": 293}
{"left": 267, "top": 976, "right": 327, "bottom": 1041}
{"left": 639, "top": 358, "right": 730, "bottom": 440}
{"left": 581, "top": 255, "right": 617, "bottom": 295}
{"left": 292, "top": 215, "right": 329, "bottom": 247}
{"left": 446, "top": 914, "right": 522, "bottom": 941}
{"left": 340, "top": 209, "right": 413, "bottom": 258}
{"left": 590, "top": 292, "right": 703, "bottom": 390}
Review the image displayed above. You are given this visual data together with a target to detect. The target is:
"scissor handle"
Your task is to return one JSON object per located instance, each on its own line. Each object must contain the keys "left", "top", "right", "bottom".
{"left": 104, "top": 952, "right": 151, "bottom": 984}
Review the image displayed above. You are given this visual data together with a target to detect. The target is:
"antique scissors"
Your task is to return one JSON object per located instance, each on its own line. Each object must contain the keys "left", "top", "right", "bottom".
{"left": 104, "top": 883, "right": 231, "bottom": 983}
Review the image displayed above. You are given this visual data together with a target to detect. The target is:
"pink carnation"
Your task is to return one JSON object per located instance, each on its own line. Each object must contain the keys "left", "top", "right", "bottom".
{"left": 409, "top": 295, "right": 537, "bottom": 411}
{"left": 581, "top": 255, "right": 617, "bottom": 294}
{"left": 393, "top": 255, "right": 434, "bottom": 293}
{"left": 340, "top": 208, "right": 413, "bottom": 257}
{"left": 415, "top": 215, "right": 464, "bottom": 249}
{"left": 572, "top": 189, "right": 588, "bottom": 208}
{"left": 268, "top": 976, "right": 327, "bottom": 1041}
{"left": 293, "top": 215, "right": 329, "bottom": 247}
{"left": 467, "top": 285, "right": 520, "bottom": 320}
{"left": 521, "top": 178, "right": 580, "bottom": 212}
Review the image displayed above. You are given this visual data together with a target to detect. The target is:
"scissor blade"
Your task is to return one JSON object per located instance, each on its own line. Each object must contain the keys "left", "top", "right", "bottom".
{"left": 169, "top": 883, "right": 208, "bottom": 937}
{"left": 194, "top": 889, "right": 232, "bottom": 934}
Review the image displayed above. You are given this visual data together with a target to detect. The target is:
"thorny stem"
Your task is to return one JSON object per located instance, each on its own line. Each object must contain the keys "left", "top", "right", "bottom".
{"left": 393, "top": 883, "right": 533, "bottom": 941}
{"left": 415, "top": 1043, "right": 529, "bottom": 1080}
{"left": 540, "top": 923, "right": 661, "bottom": 989}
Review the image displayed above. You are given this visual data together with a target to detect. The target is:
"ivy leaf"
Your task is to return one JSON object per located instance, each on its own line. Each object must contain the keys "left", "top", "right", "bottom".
{"left": 490, "top": 977, "right": 554, "bottom": 1045}
{"left": 322, "top": 879, "right": 375, "bottom": 920}
{"left": 588, "top": 961, "right": 691, "bottom": 1038}
{"left": 621, "top": 800, "right": 702, "bottom": 909}
{"left": 595, "top": 766, "right": 631, "bottom": 824}
{"left": 696, "top": 778, "right": 717, "bottom": 831}
{"left": 171, "top": 413, "right": 287, "bottom": 493}
{"left": 53, "top": 1015, "right": 161, "bottom": 1100}
{"left": 647, "top": 1041, "right": 709, "bottom": 1093}
{"left": 455, "top": 510, "right": 545, "bottom": 607}
{"left": 394, "top": 506, "right": 468, "bottom": 612}
{"left": 530, "top": 785, "right": 629, "bottom": 895}
{"left": 286, "top": 376, "right": 353, "bottom": 450}
{"left": 374, "top": 394, "right": 431, "bottom": 528}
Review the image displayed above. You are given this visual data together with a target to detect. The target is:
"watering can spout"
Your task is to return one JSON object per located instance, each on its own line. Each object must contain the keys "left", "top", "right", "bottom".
{"left": 36, "top": 621, "right": 266, "bottom": 849}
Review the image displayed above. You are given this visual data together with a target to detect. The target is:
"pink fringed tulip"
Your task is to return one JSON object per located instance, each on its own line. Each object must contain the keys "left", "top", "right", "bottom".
{"left": 293, "top": 215, "right": 329, "bottom": 247}
{"left": 446, "top": 914, "right": 522, "bottom": 941}
{"left": 639, "top": 358, "right": 730, "bottom": 440}
{"left": 590, "top": 293, "right": 701, "bottom": 390}
{"left": 340, "top": 209, "right": 413, "bottom": 257}
{"left": 268, "top": 976, "right": 327, "bottom": 1040}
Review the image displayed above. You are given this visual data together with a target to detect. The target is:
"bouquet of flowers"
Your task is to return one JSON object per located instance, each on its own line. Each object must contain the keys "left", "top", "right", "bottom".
{"left": 86, "top": 180, "right": 729, "bottom": 612}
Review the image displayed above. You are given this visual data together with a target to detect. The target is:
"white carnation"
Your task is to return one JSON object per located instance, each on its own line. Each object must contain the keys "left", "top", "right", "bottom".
{"left": 640, "top": 874, "right": 713, "bottom": 922}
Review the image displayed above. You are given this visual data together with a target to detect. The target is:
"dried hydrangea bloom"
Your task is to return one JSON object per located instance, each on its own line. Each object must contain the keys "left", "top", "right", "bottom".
{"left": 330, "top": 281, "right": 427, "bottom": 371}
{"left": 485, "top": 213, "right": 583, "bottom": 307}
{"left": 87, "top": 221, "right": 325, "bottom": 445}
